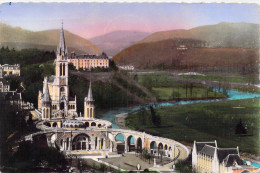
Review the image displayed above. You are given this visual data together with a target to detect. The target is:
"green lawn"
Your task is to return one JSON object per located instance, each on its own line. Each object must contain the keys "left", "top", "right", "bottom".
{"left": 179, "top": 74, "right": 259, "bottom": 84}
{"left": 131, "top": 73, "right": 227, "bottom": 101}
{"left": 125, "top": 98, "right": 260, "bottom": 154}
{"left": 152, "top": 87, "right": 226, "bottom": 101}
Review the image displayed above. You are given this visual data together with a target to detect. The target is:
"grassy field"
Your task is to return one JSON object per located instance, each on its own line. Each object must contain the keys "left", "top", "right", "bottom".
{"left": 125, "top": 98, "right": 260, "bottom": 154}
{"left": 179, "top": 74, "right": 259, "bottom": 84}
{"left": 152, "top": 87, "right": 226, "bottom": 101}
{"left": 131, "top": 73, "right": 228, "bottom": 101}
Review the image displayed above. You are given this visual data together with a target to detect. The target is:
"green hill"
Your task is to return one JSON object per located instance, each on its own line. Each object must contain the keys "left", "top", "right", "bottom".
{"left": 0, "top": 23, "right": 101, "bottom": 54}
{"left": 140, "top": 22, "right": 259, "bottom": 48}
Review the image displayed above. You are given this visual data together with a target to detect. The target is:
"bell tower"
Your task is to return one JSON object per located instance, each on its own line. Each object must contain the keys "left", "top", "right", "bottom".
{"left": 84, "top": 82, "right": 95, "bottom": 119}
{"left": 41, "top": 77, "right": 52, "bottom": 119}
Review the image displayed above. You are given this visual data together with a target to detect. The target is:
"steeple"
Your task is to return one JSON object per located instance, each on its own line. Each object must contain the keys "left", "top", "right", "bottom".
{"left": 85, "top": 82, "right": 94, "bottom": 102}
{"left": 57, "top": 20, "right": 68, "bottom": 57}
{"left": 43, "top": 77, "right": 51, "bottom": 102}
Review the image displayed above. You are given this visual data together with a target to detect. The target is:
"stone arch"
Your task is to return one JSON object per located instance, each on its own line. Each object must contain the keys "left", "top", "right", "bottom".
{"left": 46, "top": 122, "right": 51, "bottom": 127}
{"left": 150, "top": 141, "right": 157, "bottom": 154}
{"left": 136, "top": 137, "right": 142, "bottom": 153}
{"left": 85, "top": 122, "right": 89, "bottom": 127}
{"left": 60, "top": 87, "right": 65, "bottom": 92}
{"left": 127, "top": 135, "right": 135, "bottom": 152}
{"left": 158, "top": 143, "right": 163, "bottom": 150}
{"left": 115, "top": 133, "right": 125, "bottom": 142}
{"left": 91, "top": 122, "right": 96, "bottom": 126}
{"left": 98, "top": 124, "right": 102, "bottom": 128}
{"left": 72, "top": 134, "right": 91, "bottom": 150}
{"left": 115, "top": 133, "right": 125, "bottom": 154}
{"left": 164, "top": 144, "right": 168, "bottom": 150}
{"left": 53, "top": 122, "right": 57, "bottom": 127}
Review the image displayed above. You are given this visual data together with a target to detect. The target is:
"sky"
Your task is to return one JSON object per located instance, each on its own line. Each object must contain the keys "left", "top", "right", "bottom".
{"left": 0, "top": 3, "right": 259, "bottom": 39}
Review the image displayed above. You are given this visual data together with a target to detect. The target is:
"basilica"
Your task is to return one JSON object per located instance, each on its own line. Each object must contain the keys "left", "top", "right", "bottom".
{"left": 28, "top": 24, "right": 189, "bottom": 172}
{"left": 37, "top": 24, "right": 94, "bottom": 119}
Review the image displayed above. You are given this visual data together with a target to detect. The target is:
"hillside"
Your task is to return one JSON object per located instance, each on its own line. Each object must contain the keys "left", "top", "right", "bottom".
{"left": 140, "top": 22, "right": 259, "bottom": 48}
{"left": 0, "top": 23, "right": 101, "bottom": 54}
{"left": 114, "top": 39, "right": 259, "bottom": 74}
{"left": 90, "top": 30, "right": 150, "bottom": 56}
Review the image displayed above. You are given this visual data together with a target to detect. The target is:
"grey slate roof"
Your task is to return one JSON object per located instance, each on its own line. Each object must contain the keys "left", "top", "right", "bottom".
{"left": 199, "top": 145, "right": 215, "bottom": 157}
{"left": 43, "top": 81, "right": 51, "bottom": 102}
{"left": 69, "top": 52, "right": 108, "bottom": 60}
{"left": 217, "top": 148, "right": 238, "bottom": 163}
{"left": 85, "top": 82, "right": 94, "bottom": 102}
{"left": 47, "top": 76, "right": 55, "bottom": 83}
{"left": 223, "top": 154, "right": 244, "bottom": 167}
{"left": 195, "top": 142, "right": 216, "bottom": 153}
{"left": 57, "top": 24, "right": 68, "bottom": 56}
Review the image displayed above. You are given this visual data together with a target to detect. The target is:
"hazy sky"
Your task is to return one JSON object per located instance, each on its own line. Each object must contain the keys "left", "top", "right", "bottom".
{"left": 0, "top": 3, "right": 259, "bottom": 38}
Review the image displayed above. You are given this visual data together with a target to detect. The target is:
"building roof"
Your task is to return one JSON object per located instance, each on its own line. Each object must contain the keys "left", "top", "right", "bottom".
{"left": 69, "top": 52, "right": 108, "bottom": 60}
{"left": 47, "top": 76, "right": 55, "bottom": 83}
{"left": 223, "top": 154, "right": 244, "bottom": 167}
{"left": 57, "top": 22, "right": 68, "bottom": 57}
{"left": 217, "top": 148, "right": 239, "bottom": 163}
{"left": 195, "top": 141, "right": 216, "bottom": 153}
{"left": 85, "top": 82, "right": 94, "bottom": 102}
{"left": 199, "top": 145, "right": 216, "bottom": 157}
{"left": 42, "top": 78, "right": 51, "bottom": 102}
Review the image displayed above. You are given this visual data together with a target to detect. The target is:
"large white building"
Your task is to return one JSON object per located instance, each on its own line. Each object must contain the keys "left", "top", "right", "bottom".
{"left": 192, "top": 141, "right": 259, "bottom": 173}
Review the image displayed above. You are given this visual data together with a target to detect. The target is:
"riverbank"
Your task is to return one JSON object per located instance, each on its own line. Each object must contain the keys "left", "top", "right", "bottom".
{"left": 125, "top": 98, "right": 260, "bottom": 160}
{"left": 115, "top": 113, "right": 128, "bottom": 129}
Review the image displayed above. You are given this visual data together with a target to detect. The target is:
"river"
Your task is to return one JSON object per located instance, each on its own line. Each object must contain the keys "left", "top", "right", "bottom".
{"left": 98, "top": 89, "right": 260, "bottom": 168}
{"left": 99, "top": 89, "right": 260, "bottom": 128}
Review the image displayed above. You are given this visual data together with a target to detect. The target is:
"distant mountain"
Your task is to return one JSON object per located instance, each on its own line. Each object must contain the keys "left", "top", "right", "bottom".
{"left": 0, "top": 23, "right": 101, "bottom": 54}
{"left": 90, "top": 30, "right": 150, "bottom": 56}
{"left": 114, "top": 22, "right": 259, "bottom": 72}
{"left": 114, "top": 39, "right": 258, "bottom": 72}
{"left": 140, "top": 22, "right": 259, "bottom": 48}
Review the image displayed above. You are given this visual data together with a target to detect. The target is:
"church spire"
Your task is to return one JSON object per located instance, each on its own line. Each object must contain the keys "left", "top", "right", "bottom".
{"left": 43, "top": 77, "right": 51, "bottom": 103}
{"left": 86, "top": 82, "right": 94, "bottom": 102}
{"left": 57, "top": 20, "right": 68, "bottom": 57}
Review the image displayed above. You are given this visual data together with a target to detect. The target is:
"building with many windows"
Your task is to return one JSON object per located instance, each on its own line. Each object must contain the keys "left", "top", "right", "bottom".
{"left": 68, "top": 52, "right": 109, "bottom": 70}
{"left": 0, "top": 64, "right": 20, "bottom": 78}
{"left": 0, "top": 78, "right": 10, "bottom": 92}
{"left": 192, "top": 141, "right": 259, "bottom": 173}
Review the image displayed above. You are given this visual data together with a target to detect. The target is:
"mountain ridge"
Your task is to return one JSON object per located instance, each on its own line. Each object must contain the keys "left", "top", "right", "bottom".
{"left": 0, "top": 23, "right": 101, "bottom": 54}
{"left": 90, "top": 30, "right": 151, "bottom": 56}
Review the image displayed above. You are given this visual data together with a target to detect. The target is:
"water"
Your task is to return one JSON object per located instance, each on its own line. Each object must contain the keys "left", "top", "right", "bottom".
{"left": 99, "top": 89, "right": 260, "bottom": 128}
{"left": 98, "top": 88, "right": 260, "bottom": 166}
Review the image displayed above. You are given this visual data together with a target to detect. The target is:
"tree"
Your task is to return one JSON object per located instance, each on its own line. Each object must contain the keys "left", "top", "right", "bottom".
{"left": 235, "top": 118, "right": 247, "bottom": 135}
{"left": 109, "top": 59, "right": 118, "bottom": 71}
{"left": 150, "top": 105, "right": 161, "bottom": 127}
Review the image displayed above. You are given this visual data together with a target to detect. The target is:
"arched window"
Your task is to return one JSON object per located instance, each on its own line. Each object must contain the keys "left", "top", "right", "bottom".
{"left": 60, "top": 87, "right": 65, "bottom": 92}
{"left": 60, "top": 63, "right": 62, "bottom": 76}
{"left": 63, "top": 63, "right": 65, "bottom": 76}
